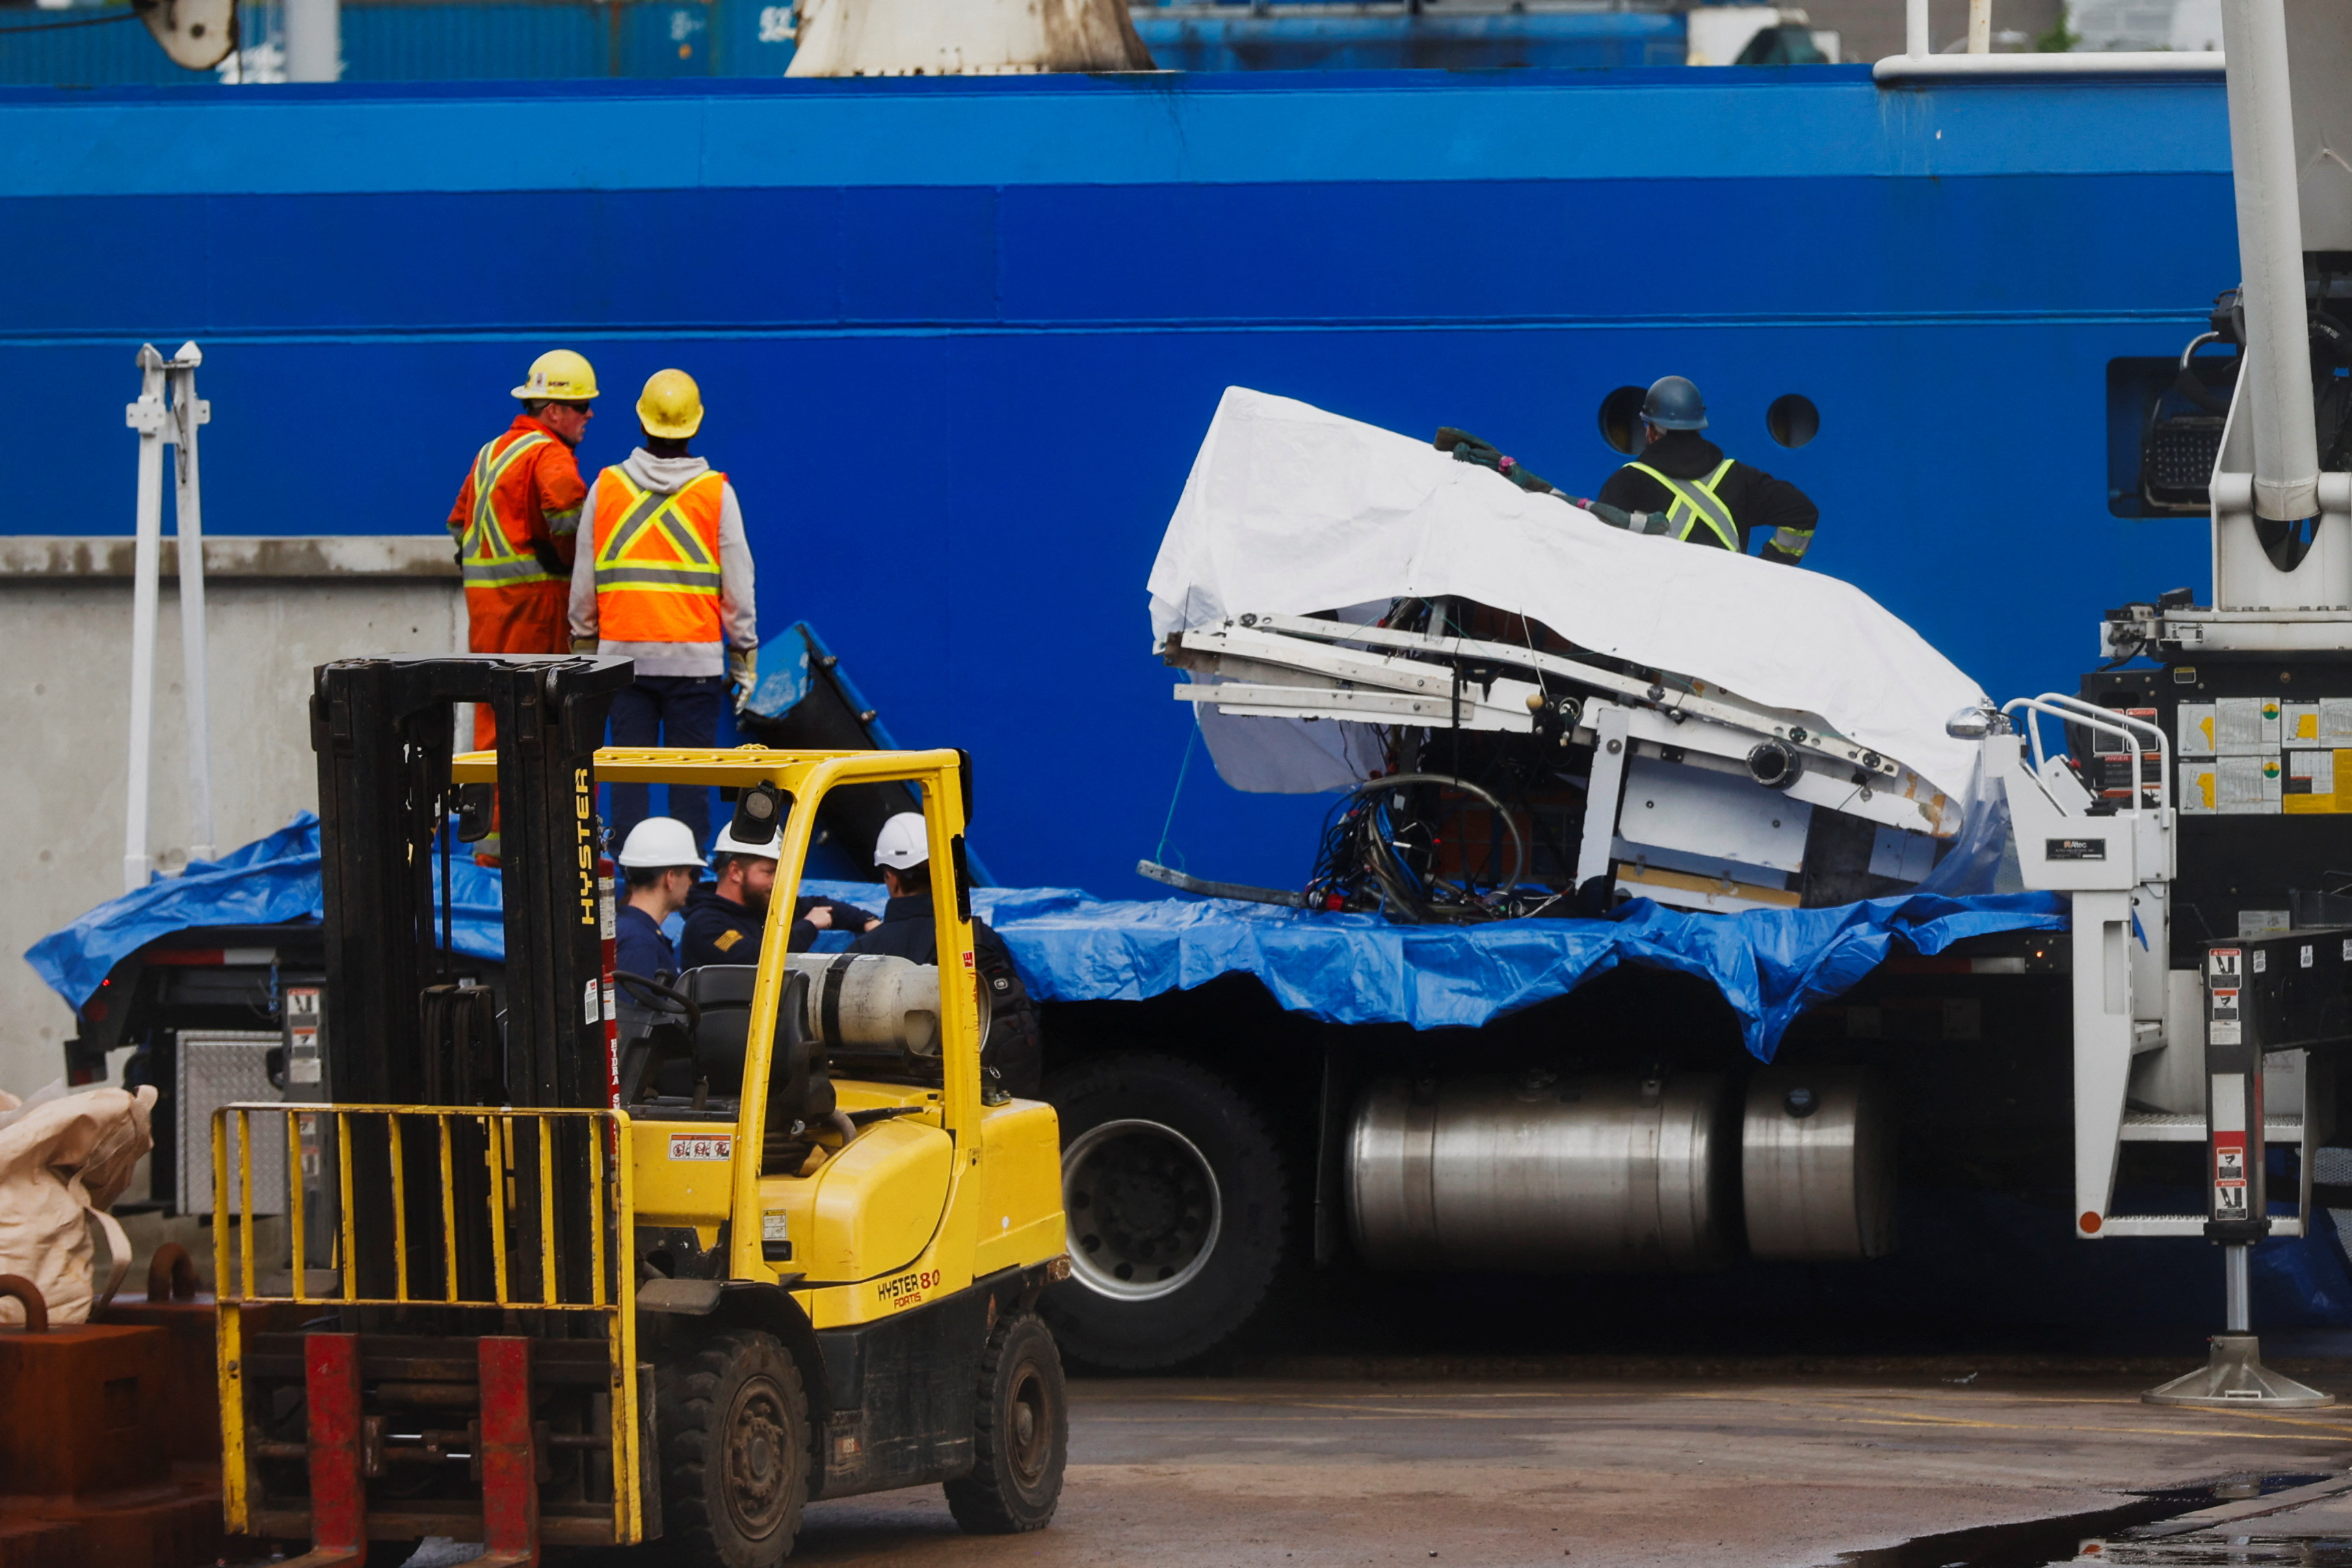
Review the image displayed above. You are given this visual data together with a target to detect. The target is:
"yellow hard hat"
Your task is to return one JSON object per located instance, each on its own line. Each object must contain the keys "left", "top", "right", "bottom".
{"left": 637, "top": 369, "right": 704, "bottom": 439}
{"left": 511, "top": 349, "right": 598, "bottom": 402}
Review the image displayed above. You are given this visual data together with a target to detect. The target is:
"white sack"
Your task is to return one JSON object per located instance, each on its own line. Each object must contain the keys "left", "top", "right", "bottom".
{"left": 1148, "top": 388, "right": 1989, "bottom": 803}
{"left": 0, "top": 1082, "right": 155, "bottom": 1326}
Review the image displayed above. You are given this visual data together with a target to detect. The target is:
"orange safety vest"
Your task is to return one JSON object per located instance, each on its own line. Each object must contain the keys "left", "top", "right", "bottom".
{"left": 589, "top": 466, "right": 727, "bottom": 643}
{"left": 458, "top": 429, "right": 568, "bottom": 592}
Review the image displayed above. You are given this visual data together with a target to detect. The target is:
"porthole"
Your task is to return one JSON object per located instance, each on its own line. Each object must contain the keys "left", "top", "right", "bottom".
{"left": 1767, "top": 393, "right": 1820, "bottom": 449}
{"left": 1597, "top": 385, "right": 1649, "bottom": 455}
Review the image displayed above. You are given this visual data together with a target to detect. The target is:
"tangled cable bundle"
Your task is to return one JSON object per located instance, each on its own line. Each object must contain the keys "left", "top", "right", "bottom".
{"left": 1305, "top": 773, "right": 1527, "bottom": 924}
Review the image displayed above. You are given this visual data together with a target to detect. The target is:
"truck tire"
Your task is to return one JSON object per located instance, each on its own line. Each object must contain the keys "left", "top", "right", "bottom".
{"left": 655, "top": 1329, "right": 809, "bottom": 1568}
{"left": 1042, "top": 1052, "right": 1289, "bottom": 1369}
{"left": 943, "top": 1312, "right": 1067, "bottom": 1534}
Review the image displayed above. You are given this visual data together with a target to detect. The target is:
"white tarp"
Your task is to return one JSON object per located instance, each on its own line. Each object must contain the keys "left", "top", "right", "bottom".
{"left": 1147, "top": 387, "right": 1989, "bottom": 804}
{"left": 1148, "top": 393, "right": 1994, "bottom": 808}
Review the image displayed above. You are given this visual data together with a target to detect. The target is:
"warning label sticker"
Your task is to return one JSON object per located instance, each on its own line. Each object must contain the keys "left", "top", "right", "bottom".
{"left": 2214, "top": 1130, "right": 2249, "bottom": 1221}
{"left": 2207, "top": 952, "right": 2243, "bottom": 1044}
{"left": 668, "top": 1133, "right": 733, "bottom": 1162}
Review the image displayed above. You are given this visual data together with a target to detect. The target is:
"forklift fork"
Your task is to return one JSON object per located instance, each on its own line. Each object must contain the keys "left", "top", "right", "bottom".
{"left": 280, "top": 1335, "right": 365, "bottom": 1568}
{"left": 280, "top": 1334, "right": 544, "bottom": 1568}
{"left": 468, "top": 1338, "right": 542, "bottom": 1567}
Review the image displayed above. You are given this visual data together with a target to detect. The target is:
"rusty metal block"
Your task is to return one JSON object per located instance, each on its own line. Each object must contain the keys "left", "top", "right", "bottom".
{"left": 88, "top": 1301, "right": 221, "bottom": 1466}
{"left": 27, "top": 1492, "right": 220, "bottom": 1568}
{"left": 0, "top": 1515, "right": 85, "bottom": 1568}
{"left": 0, "top": 1325, "right": 172, "bottom": 1502}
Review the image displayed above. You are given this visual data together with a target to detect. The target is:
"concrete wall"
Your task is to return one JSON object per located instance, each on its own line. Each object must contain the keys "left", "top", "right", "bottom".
{"left": 0, "top": 537, "right": 460, "bottom": 1099}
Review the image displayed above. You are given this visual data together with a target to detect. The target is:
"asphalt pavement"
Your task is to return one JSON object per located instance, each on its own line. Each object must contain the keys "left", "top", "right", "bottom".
{"left": 784, "top": 1368, "right": 2352, "bottom": 1568}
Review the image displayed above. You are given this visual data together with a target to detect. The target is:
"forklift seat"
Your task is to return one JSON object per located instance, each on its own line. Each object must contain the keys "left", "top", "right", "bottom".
{"left": 646, "top": 967, "right": 834, "bottom": 1160}
{"left": 675, "top": 964, "right": 758, "bottom": 1095}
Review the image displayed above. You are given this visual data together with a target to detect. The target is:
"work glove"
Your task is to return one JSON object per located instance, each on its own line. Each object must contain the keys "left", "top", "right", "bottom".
{"left": 570, "top": 636, "right": 598, "bottom": 656}
{"left": 728, "top": 646, "right": 758, "bottom": 714}
{"left": 1435, "top": 428, "right": 1553, "bottom": 494}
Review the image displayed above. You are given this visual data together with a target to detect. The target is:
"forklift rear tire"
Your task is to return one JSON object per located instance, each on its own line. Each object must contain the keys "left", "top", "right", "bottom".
{"left": 944, "top": 1312, "right": 1067, "bottom": 1534}
{"left": 1042, "top": 1052, "right": 1289, "bottom": 1370}
{"left": 656, "top": 1329, "right": 810, "bottom": 1568}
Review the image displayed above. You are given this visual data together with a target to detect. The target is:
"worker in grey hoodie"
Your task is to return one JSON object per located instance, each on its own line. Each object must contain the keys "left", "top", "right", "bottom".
{"left": 568, "top": 368, "right": 758, "bottom": 853}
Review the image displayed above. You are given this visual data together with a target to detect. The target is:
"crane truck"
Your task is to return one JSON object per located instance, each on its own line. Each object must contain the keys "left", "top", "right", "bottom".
{"left": 1024, "top": 3, "right": 2352, "bottom": 1372}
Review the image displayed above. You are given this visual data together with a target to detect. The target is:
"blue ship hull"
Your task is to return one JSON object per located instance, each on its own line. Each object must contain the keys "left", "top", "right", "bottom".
{"left": 0, "top": 65, "right": 2233, "bottom": 896}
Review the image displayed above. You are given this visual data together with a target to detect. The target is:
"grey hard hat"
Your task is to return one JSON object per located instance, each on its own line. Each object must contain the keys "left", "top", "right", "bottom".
{"left": 1639, "top": 375, "right": 1708, "bottom": 431}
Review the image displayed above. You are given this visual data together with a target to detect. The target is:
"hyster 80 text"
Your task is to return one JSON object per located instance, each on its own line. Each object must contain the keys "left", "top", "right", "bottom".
{"left": 878, "top": 1268, "right": 942, "bottom": 1308}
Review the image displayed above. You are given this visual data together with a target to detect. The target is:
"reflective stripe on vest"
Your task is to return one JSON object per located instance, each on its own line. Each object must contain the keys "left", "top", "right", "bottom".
{"left": 460, "top": 431, "right": 557, "bottom": 589}
{"left": 1623, "top": 459, "right": 1740, "bottom": 550}
{"left": 591, "top": 469, "right": 726, "bottom": 643}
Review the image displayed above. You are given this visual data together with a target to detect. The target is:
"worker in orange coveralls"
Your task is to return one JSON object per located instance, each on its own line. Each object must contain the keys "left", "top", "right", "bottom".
{"left": 445, "top": 349, "right": 598, "bottom": 860}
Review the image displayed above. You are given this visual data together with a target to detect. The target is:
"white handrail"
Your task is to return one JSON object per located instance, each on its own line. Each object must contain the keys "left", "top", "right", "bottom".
{"left": 2034, "top": 691, "right": 2172, "bottom": 794}
{"left": 2000, "top": 695, "right": 2172, "bottom": 814}
{"left": 1874, "top": 51, "right": 2223, "bottom": 82}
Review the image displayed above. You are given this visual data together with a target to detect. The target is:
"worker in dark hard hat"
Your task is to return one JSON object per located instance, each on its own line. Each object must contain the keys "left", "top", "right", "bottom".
{"left": 1433, "top": 376, "right": 1817, "bottom": 565}
{"left": 849, "top": 812, "right": 1040, "bottom": 1098}
{"left": 1586, "top": 376, "right": 1819, "bottom": 566}
{"left": 677, "top": 823, "right": 878, "bottom": 970}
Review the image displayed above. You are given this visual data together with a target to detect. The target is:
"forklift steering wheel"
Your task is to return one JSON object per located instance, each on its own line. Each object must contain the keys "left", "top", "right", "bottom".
{"left": 613, "top": 971, "right": 701, "bottom": 1033}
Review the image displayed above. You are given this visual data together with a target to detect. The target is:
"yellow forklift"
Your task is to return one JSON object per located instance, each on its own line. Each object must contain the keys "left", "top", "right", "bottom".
{"left": 209, "top": 655, "right": 1070, "bottom": 1567}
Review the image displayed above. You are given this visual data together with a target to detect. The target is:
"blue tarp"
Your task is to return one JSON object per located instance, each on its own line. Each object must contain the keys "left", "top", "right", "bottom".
{"left": 27, "top": 818, "right": 2066, "bottom": 1059}
{"left": 842, "top": 882, "right": 2068, "bottom": 1061}
{"left": 23, "top": 814, "right": 505, "bottom": 1015}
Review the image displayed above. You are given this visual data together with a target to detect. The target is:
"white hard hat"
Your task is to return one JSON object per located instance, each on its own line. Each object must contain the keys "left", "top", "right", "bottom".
{"left": 711, "top": 821, "right": 782, "bottom": 861}
{"left": 617, "top": 816, "right": 700, "bottom": 869}
{"left": 873, "top": 812, "right": 929, "bottom": 871}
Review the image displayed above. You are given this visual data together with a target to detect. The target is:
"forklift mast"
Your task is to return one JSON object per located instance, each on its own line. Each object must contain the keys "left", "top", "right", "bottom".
{"left": 309, "top": 655, "right": 633, "bottom": 1305}
{"left": 309, "top": 654, "right": 631, "bottom": 1111}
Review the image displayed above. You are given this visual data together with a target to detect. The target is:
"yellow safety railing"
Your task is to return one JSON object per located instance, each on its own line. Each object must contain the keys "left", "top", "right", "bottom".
{"left": 211, "top": 1103, "right": 644, "bottom": 1545}
{"left": 211, "top": 1104, "right": 635, "bottom": 1310}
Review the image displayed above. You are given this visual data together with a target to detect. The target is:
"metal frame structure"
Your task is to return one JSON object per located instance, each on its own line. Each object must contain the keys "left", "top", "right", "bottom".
{"left": 122, "top": 340, "right": 215, "bottom": 889}
{"left": 1987, "top": 695, "right": 2202, "bottom": 1239}
{"left": 1169, "top": 608, "right": 1952, "bottom": 915}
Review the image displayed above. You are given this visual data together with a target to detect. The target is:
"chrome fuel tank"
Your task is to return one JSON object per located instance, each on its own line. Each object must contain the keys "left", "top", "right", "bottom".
{"left": 1347, "top": 1072, "right": 1736, "bottom": 1272}
{"left": 1741, "top": 1066, "right": 1896, "bottom": 1260}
